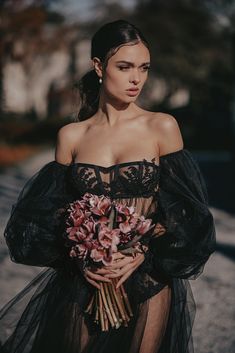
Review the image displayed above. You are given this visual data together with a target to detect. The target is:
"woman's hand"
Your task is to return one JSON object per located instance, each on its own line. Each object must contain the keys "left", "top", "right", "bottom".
{"left": 83, "top": 267, "right": 116, "bottom": 290}
{"left": 76, "top": 250, "right": 146, "bottom": 290}
{"left": 103, "top": 251, "right": 145, "bottom": 289}
{"left": 75, "top": 259, "right": 116, "bottom": 290}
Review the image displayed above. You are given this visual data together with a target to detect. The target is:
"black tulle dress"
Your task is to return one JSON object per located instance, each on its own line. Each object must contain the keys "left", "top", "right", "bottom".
{"left": 0, "top": 148, "right": 216, "bottom": 353}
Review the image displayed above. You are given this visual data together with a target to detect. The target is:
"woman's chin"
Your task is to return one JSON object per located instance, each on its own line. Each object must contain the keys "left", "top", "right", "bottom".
{"left": 122, "top": 94, "right": 139, "bottom": 102}
{"left": 112, "top": 96, "right": 136, "bottom": 105}
{"left": 106, "top": 92, "right": 138, "bottom": 105}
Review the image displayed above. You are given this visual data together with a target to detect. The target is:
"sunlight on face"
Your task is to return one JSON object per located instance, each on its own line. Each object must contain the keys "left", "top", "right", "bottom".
{"left": 103, "top": 41, "right": 151, "bottom": 103}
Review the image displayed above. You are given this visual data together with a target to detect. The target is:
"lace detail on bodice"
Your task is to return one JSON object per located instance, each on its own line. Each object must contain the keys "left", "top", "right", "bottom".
{"left": 69, "top": 159, "right": 160, "bottom": 199}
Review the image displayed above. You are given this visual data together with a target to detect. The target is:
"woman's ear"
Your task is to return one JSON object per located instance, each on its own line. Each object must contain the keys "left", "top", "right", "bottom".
{"left": 92, "top": 57, "right": 103, "bottom": 79}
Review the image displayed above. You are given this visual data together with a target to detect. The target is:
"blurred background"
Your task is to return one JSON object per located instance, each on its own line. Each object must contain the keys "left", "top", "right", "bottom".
{"left": 0, "top": 1, "right": 235, "bottom": 352}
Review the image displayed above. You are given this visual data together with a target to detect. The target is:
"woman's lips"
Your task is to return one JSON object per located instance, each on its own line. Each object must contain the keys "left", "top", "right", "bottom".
{"left": 126, "top": 88, "right": 139, "bottom": 96}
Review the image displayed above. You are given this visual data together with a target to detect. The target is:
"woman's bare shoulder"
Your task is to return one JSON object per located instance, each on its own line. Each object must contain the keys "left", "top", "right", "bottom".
{"left": 57, "top": 121, "right": 88, "bottom": 141}
{"left": 55, "top": 121, "right": 88, "bottom": 164}
{"left": 148, "top": 112, "right": 184, "bottom": 155}
{"left": 148, "top": 111, "right": 176, "bottom": 124}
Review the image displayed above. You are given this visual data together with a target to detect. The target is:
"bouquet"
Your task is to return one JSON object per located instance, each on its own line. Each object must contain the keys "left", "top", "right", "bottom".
{"left": 64, "top": 192, "right": 155, "bottom": 331}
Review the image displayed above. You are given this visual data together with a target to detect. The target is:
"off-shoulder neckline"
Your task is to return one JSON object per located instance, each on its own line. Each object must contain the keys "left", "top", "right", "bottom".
{"left": 53, "top": 148, "right": 186, "bottom": 169}
{"left": 159, "top": 148, "right": 186, "bottom": 159}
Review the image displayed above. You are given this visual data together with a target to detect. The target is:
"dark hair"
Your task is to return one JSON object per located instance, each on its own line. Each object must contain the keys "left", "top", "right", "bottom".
{"left": 76, "top": 19, "right": 149, "bottom": 121}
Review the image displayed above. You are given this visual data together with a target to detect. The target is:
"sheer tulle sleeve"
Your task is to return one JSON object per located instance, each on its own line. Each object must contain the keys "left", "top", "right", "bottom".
{"left": 142, "top": 148, "right": 216, "bottom": 280}
{"left": 3, "top": 161, "right": 75, "bottom": 268}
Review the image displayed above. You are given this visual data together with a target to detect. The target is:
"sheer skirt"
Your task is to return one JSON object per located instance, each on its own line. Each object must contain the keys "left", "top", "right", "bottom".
{"left": 0, "top": 267, "right": 195, "bottom": 353}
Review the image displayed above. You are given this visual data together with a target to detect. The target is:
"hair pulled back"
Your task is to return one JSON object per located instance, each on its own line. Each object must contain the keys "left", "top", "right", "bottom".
{"left": 76, "top": 19, "right": 149, "bottom": 121}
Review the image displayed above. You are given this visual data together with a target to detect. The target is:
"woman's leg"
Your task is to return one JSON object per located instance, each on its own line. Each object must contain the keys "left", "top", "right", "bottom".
{"left": 139, "top": 286, "right": 172, "bottom": 353}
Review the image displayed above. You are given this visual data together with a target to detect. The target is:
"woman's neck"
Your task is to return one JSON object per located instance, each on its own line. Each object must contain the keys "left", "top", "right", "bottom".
{"left": 96, "top": 94, "right": 139, "bottom": 127}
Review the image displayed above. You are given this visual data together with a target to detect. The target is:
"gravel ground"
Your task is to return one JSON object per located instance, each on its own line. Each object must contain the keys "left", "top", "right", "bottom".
{"left": 0, "top": 149, "right": 234, "bottom": 353}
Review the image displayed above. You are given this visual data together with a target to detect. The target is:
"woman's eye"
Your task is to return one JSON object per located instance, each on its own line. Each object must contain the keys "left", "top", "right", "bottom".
{"left": 118, "top": 66, "right": 129, "bottom": 71}
{"left": 118, "top": 66, "right": 150, "bottom": 71}
{"left": 142, "top": 66, "right": 150, "bottom": 71}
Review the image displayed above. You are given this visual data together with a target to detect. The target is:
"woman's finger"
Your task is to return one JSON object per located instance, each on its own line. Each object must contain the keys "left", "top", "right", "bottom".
{"left": 133, "top": 253, "right": 145, "bottom": 264}
{"left": 84, "top": 275, "right": 101, "bottom": 289}
{"left": 106, "top": 253, "right": 144, "bottom": 272}
{"left": 104, "top": 252, "right": 130, "bottom": 268}
{"left": 128, "top": 253, "right": 145, "bottom": 267}
{"left": 106, "top": 253, "right": 145, "bottom": 278}
{"left": 93, "top": 268, "right": 116, "bottom": 274}
{"left": 105, "top": 262, "right": 136, "bottom": 278}
{"left": 111, "top": 252, "right": 126, "bottom": 260}
{"left": 116, "top": 268, "right": 134, "bottom": 288}
{"left": 86, "top": 269, "right": 112, "bottom": 282}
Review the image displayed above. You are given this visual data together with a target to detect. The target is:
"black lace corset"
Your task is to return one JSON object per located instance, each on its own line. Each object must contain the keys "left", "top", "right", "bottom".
{"left": 69, "top": 159, "right": 160, "bottom": 199}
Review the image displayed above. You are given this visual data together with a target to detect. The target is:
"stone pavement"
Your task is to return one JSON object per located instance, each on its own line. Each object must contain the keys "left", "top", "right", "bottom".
{"left": 0, "top": 149, "right": 234, "bottom": 353}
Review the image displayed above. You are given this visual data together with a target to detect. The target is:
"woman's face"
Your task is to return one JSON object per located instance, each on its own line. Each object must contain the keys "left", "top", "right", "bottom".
{"left": 97, "top": 41, "right": 150, "bottom": 103}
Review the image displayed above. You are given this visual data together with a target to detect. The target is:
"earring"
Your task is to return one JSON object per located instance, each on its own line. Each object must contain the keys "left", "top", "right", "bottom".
{"left": 99, "top": 78, "right": 102, "bottom": 84}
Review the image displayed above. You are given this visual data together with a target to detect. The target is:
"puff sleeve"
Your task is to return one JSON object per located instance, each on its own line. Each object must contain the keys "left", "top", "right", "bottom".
{"left": 142, "top": 149, "right": 216, "bottom": 280}
{"left": 3, "top": 161, "right": 76, "bottom": 268}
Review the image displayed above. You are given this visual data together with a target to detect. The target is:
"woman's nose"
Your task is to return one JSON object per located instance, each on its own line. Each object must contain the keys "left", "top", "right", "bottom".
{"left": 129, "top": 70, "right": 141, "bottom": 84}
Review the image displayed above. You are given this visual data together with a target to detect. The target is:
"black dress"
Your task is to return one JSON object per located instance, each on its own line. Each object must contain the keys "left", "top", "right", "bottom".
{"left": 0, "top": 148, "right": 216, "bottom": 353}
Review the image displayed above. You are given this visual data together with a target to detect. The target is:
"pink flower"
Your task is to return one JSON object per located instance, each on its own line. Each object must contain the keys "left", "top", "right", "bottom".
{"left": 98, "top": 224, "right": 120, "bottom": 251}
{"left": 70, "top": 243, "right": 88, "bottom": 259}
{"left": 67, "top": 219, "right": 97, "bottom": 242}
{"left": 116, "top": 204, "right": 139, "bottom": 227}
{"left": 136, "top": 218, "right": 154, "bottom": 235}
{"left": 89, "top": 195, "right": 112, "bottom": 216}
{"left": 69, "top": 247, "right": 78, "bottom": 257}
{"left": 65, "top": 193, "right": 156, "bottom": 267}
{"left": 90, "top": 247, "right": 105, "bottom": 262}
{"left": 67, "top": 207, "right": 85, "bottom": 227}
{"left": 119, "top": 232, "right": 132, "bottom": 243}
{"left": 68, "top": 200, "right": 90, "bottom": 215}
{"left": 119, "top": 221, "right": 132, "bottom": 234}
{"left": 116, "top": 204, "right": 135, "bottom": 217}
{"left": 90, "top": 247, "right": 113, "bottom": 265}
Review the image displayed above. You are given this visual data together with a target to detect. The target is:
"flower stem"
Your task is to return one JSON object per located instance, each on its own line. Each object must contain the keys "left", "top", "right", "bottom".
{"left": 115, "top": 281, "right": 129, "bottom": 324}
{"left": 100, "top": 283, "right": 115, "bottom": 328}
{"left": 103, "top": 282, "right": 118, "bottom": 325}
{"left": 103, "top": 304, "right": 109, "bottom": 331}
{"left": 98, "top": 289, "right": 105, "bottom": 331}
{"left": 108, "top": 281, "right": 122, "bottom": 328}
{"left": 110, "top": 279, "right": 127, "bottom": 322}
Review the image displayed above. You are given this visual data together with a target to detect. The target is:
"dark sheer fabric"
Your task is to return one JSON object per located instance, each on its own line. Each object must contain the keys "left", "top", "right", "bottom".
{"left": 3, "top": 161, "right": 76, "bottom": 268}
{"left": 0, "top": 148, "right": 216, "bottom": 353}
{"left": 141, "top": 149, "right": 216, "bottom": 280}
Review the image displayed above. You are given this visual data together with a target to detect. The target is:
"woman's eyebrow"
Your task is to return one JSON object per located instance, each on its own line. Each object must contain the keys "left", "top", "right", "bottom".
{"left": 115, "top": 60, "right": 150, "bottom": 66}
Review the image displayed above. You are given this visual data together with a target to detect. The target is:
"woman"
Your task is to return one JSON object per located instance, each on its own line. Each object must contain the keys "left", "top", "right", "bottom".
{"left": 0, "top": 20, "right": 216, "bottom": 353}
